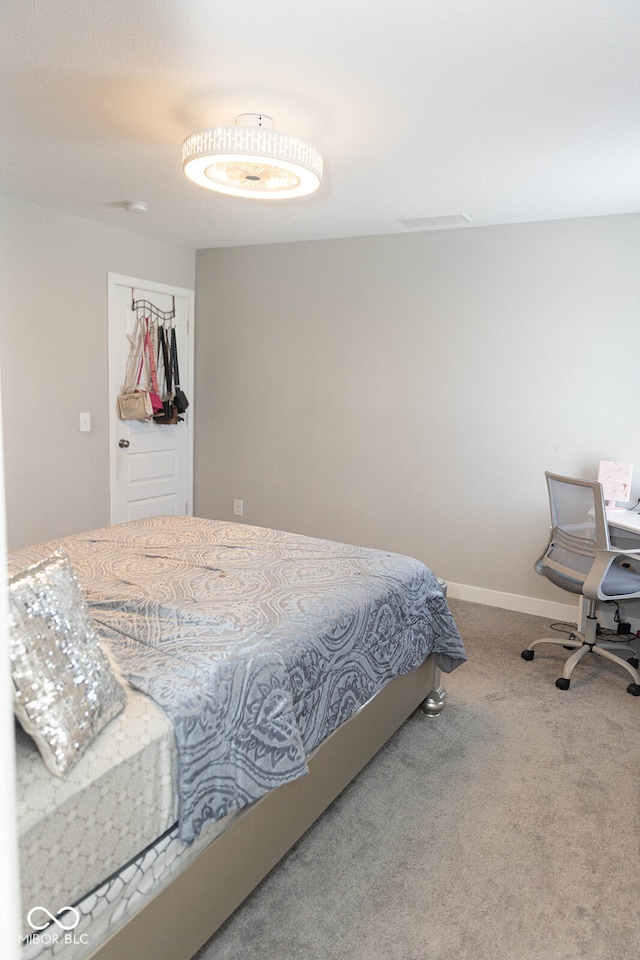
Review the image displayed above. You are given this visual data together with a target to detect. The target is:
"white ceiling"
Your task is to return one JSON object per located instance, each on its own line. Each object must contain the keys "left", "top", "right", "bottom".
{"left": 2, "top": 0, "right": 639, "bottom": 250}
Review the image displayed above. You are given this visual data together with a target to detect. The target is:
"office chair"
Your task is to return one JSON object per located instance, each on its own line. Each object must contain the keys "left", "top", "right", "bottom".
{"left": 521, "top": 472, "right": 640, "bottom": 696}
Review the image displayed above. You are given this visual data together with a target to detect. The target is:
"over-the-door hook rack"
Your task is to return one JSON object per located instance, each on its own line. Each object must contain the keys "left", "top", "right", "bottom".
{"left": 131, "top": 290, "right": 176, "bottom": 323}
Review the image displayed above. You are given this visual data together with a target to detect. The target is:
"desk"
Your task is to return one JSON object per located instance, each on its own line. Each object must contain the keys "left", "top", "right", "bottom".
{"left": 606, "top": 508, "right": 640, "bottom": 549}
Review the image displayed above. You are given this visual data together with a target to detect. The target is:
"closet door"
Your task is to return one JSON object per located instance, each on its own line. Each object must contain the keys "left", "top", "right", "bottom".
{"left": 108, "top": 274, "right": 194, "bottom": 524}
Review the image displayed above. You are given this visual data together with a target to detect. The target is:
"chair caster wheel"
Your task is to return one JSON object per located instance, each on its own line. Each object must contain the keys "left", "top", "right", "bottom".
{"left": 628, "top": 658, "right": 639, "bottom": 670}
{"left": 627, "top": 683, "right": 640, "bottom": 697}
{"left": 521, "top": 649, "right": 534, "bottom": 661}
{"left": 556, "top": 677, "right": 571, "bottom": 690}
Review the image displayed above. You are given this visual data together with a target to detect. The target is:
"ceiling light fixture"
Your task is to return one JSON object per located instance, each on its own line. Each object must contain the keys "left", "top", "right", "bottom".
{"left": 182, "top": 113, "right": 323, "bottom": 200}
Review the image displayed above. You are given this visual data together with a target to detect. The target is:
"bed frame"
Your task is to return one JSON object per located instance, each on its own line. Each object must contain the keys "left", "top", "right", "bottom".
{"left": 87, "top": 656, "right": 443, "bottom": 960}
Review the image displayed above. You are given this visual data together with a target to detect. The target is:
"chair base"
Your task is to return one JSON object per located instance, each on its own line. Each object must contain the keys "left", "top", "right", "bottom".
{"left": 521, "top": 620, "right": 640, "bottom": 696}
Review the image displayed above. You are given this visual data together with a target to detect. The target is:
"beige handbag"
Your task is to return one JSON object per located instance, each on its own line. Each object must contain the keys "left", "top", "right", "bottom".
{"left": 117, "top": 389, "right": 153, "bottom": 421}
{"left": 118, "top": 317, "right": 153, "bottom": 421}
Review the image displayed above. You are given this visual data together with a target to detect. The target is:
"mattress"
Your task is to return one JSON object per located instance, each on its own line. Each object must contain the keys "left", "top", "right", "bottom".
{"left": 16, "top": 660, "right": 237, "bottom": 960}
{"left": 16, "top": 670, "right": 177, "bottom": 935}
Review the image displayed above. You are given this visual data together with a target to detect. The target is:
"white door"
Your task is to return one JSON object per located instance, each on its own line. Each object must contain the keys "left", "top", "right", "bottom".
{"left": 108, "top": 273, "right": 194, "bottom": 524}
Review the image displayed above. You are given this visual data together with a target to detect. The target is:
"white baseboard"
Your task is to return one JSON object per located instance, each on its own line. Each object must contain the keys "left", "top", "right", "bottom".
{"left": 445, "top": 582, "right": 640, "bottom": 639}
{"left": 445, "top": 582, "right": 578, "bottom": 624}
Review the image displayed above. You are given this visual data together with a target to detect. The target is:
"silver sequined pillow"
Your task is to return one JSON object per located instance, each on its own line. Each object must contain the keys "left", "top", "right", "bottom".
{"left": 8, "top": 551, "right": 126, "bottom": 776}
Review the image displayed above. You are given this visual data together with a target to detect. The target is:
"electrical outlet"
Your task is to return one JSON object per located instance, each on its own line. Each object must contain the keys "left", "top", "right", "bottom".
{"left": 233, "top": 499, "right": 244, "bottom": 517}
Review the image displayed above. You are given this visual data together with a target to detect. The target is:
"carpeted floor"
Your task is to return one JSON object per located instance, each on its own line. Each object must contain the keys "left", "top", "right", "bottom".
{"left": 194, "top": 600, "right": 640, "bottom": 960}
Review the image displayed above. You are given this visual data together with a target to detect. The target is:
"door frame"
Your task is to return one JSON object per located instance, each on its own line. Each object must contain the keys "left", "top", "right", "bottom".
{"left": 107, "top": 273, "right": 195, "bottom": 524}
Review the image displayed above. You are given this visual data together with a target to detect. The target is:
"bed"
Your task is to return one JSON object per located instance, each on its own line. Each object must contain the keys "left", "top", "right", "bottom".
{"left": 8, "top": 516, "right": 466, "bottom": 960}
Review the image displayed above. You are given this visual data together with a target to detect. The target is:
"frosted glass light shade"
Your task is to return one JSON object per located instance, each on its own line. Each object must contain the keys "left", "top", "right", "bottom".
{"left": 182, "top": 119, "right": 323, "bottom": 199}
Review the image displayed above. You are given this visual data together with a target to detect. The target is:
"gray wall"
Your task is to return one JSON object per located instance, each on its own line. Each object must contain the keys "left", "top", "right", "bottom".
{"left": 2, "top": 196, "right": 638, "bottom": 609}
{"left": 0, "top": 195, "right": 195, "bottom": 548}
{"left": 194, "top": 214, "right": 640, "bottom": 607}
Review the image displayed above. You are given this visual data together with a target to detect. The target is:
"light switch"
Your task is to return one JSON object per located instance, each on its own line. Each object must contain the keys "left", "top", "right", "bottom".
{"left": 79, "top": 412, "right": 91, "bottom": 432}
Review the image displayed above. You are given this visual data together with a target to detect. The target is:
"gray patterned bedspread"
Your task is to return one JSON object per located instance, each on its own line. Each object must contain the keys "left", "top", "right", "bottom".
{"left": 9, "top": 517, "right": 466, "bottom": 842}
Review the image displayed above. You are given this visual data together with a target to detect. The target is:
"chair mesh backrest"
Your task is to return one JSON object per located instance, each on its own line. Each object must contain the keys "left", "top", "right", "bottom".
{"left": 546, "top": 474, "right": 610, "bottom": 574}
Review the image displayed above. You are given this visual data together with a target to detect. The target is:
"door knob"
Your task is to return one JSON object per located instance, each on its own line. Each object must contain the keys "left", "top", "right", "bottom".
{"left": 118, "top": 439, "right": 130, "bottom": 448}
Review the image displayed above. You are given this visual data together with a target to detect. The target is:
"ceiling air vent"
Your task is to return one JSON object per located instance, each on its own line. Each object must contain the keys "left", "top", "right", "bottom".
{"left": 398, "top": 214, "right": 471, "bottom": 229}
